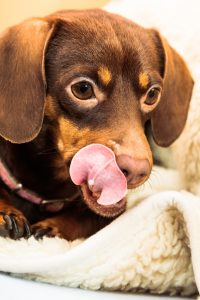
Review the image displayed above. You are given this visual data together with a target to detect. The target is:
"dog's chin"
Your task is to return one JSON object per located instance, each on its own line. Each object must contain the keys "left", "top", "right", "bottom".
{"left": 80, "top": 183, "right": 126, "bottom": 218}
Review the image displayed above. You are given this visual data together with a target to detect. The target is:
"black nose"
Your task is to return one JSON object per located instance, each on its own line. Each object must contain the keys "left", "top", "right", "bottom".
{"left": 116, "top": 154, "right": 150, "bottom": 187}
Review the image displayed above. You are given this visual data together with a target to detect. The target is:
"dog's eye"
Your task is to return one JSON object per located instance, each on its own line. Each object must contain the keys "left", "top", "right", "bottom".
{"left": 145, "top": 86, "right": 161, "bottom": 105}
{"left": 66, "top": 77, "right": 104, "bottom": 109}
{"left": 71, "top": 81, "right": 94, "bottom": 100}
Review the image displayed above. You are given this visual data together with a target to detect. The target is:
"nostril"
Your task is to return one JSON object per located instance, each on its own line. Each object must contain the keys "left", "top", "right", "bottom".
{"left": 121, "top": 169, "right": 129, "bottom": 177}
{"left": 116, "top": 154, "right": 150, "bottom": 186}
{"left": 139, "top": 172, "right": 147, "bottom": 178}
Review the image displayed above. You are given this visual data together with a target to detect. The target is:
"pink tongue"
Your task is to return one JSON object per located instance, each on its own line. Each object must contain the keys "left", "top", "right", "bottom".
{"left": 69, "top": 144, "right": 127, "bottom": 206}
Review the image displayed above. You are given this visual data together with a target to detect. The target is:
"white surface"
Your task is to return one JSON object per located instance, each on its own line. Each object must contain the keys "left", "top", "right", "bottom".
{"left": 0, "top": 273, "right": 193, "bottom": 300}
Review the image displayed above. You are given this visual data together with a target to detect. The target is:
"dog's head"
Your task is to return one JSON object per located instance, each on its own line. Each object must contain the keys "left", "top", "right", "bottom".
{"left": 0, "top": 10, "right": 194, "bottom": 215}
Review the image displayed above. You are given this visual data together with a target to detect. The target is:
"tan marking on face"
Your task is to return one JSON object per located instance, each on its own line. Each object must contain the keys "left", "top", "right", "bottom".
{"left": 139, "top": 72, "right": 149, "bottom": 88}
{"left": 98, "top": 66, "right": 112, "bottom": 85}
{"left": 58, "top": 117, "right": 90, "bottom": 161}
{"left": 57, "top": 138, "right": 64, "bottom": 152}
{"left": 58, "top": 117, "right": 115, "bottom": 161}
{"left": 44, "top": 96, "right": 57, "bottom": 119}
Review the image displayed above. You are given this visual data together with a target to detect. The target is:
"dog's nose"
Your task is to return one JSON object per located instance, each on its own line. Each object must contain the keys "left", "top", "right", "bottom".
{"left": 116, "top": 154, "right": 150, "bottom": 187}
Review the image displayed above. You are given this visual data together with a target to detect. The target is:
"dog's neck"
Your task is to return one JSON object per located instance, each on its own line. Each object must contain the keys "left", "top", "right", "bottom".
{"left": 0, "top": 119, "right": 78, "bottom": 201}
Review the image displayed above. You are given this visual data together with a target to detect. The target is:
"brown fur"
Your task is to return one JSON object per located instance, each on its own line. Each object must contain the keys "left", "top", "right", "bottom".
{"left": 0, "top": 9, "right": 193, "bottom": 240}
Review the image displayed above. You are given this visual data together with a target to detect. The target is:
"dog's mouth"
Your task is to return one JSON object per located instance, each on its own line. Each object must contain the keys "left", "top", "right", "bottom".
{"left": 80, "top": 182, "right": 126, "bottom": 217}
{"left": 69, "top": 144, "right": 127, "bottom": 217}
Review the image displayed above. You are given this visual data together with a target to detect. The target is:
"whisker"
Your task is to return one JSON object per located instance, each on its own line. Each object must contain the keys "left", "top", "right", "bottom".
{"left": 36, "top": 148, "right": 77, "bottom": 156}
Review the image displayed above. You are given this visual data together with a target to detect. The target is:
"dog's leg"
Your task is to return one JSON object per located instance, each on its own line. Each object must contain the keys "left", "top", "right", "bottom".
{"left": 32, "top": 208, "right": 112, "bottom": 240}
{"left": 0, "top": 190, "right": 31, "bottom": 239}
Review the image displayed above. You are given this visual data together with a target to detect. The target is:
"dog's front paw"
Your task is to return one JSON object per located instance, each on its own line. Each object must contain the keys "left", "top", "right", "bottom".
{"left": 31, "top": 222, "right": 64, "bottom": 239}
{"left": 0, "top": 210, "right": 31, "bottom": 239}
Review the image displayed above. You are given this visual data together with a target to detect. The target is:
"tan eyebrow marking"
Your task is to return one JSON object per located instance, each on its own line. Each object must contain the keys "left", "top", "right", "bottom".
{"left": 98, "top": 66, "right": 112, "bottom": 85}
{"left": 139, "top": 72, "right": 149, "bottom": 88}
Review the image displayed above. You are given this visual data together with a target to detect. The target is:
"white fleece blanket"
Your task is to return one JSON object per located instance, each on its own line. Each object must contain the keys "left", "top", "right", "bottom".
{"left": 0, "top": 0, "right": 200, "bottom": 296}
{"left": 0, "top": 167, "right": 199, "bottom": 296}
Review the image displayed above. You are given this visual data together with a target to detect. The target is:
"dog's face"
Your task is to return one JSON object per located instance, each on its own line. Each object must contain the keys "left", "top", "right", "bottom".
{"left": 45, "top": 11, "right": 163, "bottom": 189}
{"left": 0, "top": 10, "right": 193, "bottom": 215}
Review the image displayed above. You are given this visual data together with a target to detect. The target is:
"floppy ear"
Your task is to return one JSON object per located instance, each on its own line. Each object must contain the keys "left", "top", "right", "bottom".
{"left": 150, "top": 31, "right": 194, "bottom": 147}
{"left": 0, "top": 18, "right": 55, "bottom": 143}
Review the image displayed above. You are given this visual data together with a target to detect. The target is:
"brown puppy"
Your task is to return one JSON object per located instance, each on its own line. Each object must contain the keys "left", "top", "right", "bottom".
{"left": 0, "top": 9, "right": 193, "bottom": 240}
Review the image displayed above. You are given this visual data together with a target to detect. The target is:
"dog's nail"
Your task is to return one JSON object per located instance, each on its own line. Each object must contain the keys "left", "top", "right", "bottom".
{"left": 24, "top": 221, "right": 31, "bottom": 238}
{"left": 33, "top": 227, "right": 51, "bottom": 240}
{"left": 3, "top": 214, "right": 13, "bottom": 230}
{"left": 10, "top": 215, "right": 20, "bottom": 239}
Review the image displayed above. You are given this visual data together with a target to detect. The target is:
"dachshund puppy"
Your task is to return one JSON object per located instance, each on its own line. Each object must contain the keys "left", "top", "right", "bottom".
{"left": 0, "top": 9, "right": 193, "bottom": 240}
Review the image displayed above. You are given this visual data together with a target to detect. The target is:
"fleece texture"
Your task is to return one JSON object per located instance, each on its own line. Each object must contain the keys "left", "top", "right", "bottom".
{"left": 0, "top": 167, "right": 199, "bottom": 296}
{"left": 0, "top": 0, "right": 200, "bottom": 296}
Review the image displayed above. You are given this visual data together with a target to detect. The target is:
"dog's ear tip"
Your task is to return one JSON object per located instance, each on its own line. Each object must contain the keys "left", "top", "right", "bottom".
{"left": 151, "top": 130, "right": 180, "bottom": 147}
{"left": 0, "top": 135, "right": 35, "bottom": 145}
{"left": 1, "top": 134, "right": 37, "bottom": 144}
{"left": 0, "top": 117, "right": 44, "bottom": 144}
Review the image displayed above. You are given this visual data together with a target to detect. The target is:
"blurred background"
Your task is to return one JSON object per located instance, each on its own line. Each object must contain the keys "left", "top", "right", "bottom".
{"left": 0, "top": 0, "right": 109, "bottom": 31}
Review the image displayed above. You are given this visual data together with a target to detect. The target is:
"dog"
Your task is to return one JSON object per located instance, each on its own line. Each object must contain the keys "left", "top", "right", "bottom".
{"left": 0, "top": 9, "right": 193, "bottom": 240}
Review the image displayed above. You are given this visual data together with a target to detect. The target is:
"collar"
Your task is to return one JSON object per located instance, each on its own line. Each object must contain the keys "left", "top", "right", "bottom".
{"left": 0, "top": 159, "right": 80, "bottom": 212}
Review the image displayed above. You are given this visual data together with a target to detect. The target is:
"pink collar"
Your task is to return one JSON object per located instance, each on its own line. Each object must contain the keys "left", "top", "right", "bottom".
{"left": 0, "top": 159, "right": 79, "bottom": 212}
